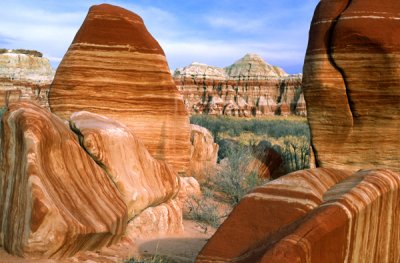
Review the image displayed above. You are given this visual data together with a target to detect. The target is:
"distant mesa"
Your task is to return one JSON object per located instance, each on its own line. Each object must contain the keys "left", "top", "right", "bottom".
{"left": 173, "top": 54, "right": 305, "bottom": 117}
{"left": 0, "top": 49, "right": 54, "bottom": 108}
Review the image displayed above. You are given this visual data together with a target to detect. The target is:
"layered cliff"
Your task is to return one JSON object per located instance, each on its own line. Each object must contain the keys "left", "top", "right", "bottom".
{"left": 174, "top": 54, "right": 306, "bottom": 117}
{"left": 0, "top": 49, "right": 54, "bottom": 108}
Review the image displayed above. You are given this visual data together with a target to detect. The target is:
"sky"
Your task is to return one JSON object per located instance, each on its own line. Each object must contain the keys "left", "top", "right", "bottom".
{"left": 0, "top": 0, "right": 320, "bottom": 74}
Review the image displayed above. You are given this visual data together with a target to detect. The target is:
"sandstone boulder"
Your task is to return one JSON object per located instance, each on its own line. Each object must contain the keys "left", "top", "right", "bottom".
{"left": 303, "top": 0, "right": 400, "bottom": 171}
{"left": 49, "top": 4, "right": 190, "bottom": 174}
{"left": 197, "top": 168, "right": 400, "bottom": 262}
{"left": 0, "top": 102, "right": 127, "bottom": 259}
{"left": 188, "top": 124, "right": 219, "bottom": 180}
{"left": 70, "top": 111, "right": 180, "bottom": 220}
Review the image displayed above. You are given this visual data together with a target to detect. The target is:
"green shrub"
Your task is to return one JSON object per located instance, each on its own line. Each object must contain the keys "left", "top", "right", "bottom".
{"left": 212, "top": 145, "right": 266, "bottom": 205}
{"left": 278, "top": 136, "right": 310, "bottom": 173}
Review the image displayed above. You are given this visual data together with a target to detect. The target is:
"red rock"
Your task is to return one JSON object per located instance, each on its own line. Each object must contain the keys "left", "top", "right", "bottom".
{"left": 248, "top": 140, "right": 284, "bottom": 179}
{"left": 0, "top": 102, "right": 127, "bottom": 259}
{"left": 49, "top": 4, "right": 190, "bottom": 174}
{"left": 303, "top": 0, "right": 400, "bottom": 171}
{"left": 197, "top": 168, "right": 400, "bottom": 262}
{"left": 70, "top": 111, "right": 180, "bottom": 220}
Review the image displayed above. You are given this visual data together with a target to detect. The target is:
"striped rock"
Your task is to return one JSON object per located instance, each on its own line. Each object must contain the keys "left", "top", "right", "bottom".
{"left": 70, "top": 111, "right": 180, "bottom": 220}
{"left": 197, "top": 168, "right": 400, "bottom": 262}
{"left": 0, "top": 102, "right": 127, "bottom": 259}
{"left": 303, "top": 0, "right": 400, "bottom": 171}
{"left": 49, "top": 4, "right": 190, "bottom": 174}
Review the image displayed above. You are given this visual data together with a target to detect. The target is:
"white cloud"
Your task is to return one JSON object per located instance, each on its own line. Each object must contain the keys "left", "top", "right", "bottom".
{"left": 205, "top": 16, "right": 265, "bottom": 33}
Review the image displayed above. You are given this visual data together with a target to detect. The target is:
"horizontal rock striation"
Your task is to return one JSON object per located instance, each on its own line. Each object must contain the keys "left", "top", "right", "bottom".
{"left": 174, "top": 54, "right": 306, "bottom": 117}
{"left": 0, "top": 102, "right": 127, "bottom": 259}
{"left": 303, "top": 0, "right": 400, "bottom": 171}
{"left": 70, "top": 111, "right": 180, "bottom": 219}
{"left": 0, "top": 50, "right": 54, "bottom": 108}
{"left": 197, "top": 168, "right": 400, "bottom": 262}
{"left": 49, "top": 4, "right": 190, "bottom": 174}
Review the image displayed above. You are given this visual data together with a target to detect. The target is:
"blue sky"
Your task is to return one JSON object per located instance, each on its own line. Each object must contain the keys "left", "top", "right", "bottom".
{"left": 0, "top": 0, "right": 319, "bottom": 74}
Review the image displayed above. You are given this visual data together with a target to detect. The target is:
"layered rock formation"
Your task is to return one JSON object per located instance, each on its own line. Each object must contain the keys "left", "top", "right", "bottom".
{"left": 70, "top": 111, "right": 180, "bottom": 219}
{"left": 188, "top": 124, "right": 219, "bottom": 179}
{"left": 0, "top": 49, "right": 54, "bottom": 108}
{"left": 303, "top": 0, "right": 400, "bottom": 171}
{"left": 174, "top": 54, "right": 305, "bottom": 117}
{"left": 0, "top": 102, "right": 127, "bottom": 259}
{"left": 197, "top": 168, "right": 400, "bottom": 262}
{"left": 49, "top": 4, "right": 190, "bottom": 174}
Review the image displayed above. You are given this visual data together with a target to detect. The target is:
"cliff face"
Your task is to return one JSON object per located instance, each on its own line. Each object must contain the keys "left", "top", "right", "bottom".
{"left": 174, "top": 54, "right": 306, "bottom": 117}
{"left": 0, "top": 49, "right": 54, "bottom": 108}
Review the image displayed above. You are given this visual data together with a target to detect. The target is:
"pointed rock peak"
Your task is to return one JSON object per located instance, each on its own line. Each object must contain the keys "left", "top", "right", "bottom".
{"left": 225, "top": 53, "right": 287, "bottom": 78}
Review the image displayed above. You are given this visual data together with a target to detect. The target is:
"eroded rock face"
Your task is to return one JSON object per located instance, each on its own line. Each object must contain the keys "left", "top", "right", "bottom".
{"left": 197, "top": 168, "right": 400, "bottom": 263}
{"left": 0, "top": 102, "right": 127, "bottom": 259}
{"left": 49, "top": 4, "right": 190, "bottom": 174}
{"left": 188, "top": 124, "right": 219, "bottom": 180}
{"left": 70, "top": 111, "right": 180, "bottom": 220}
{"left": 174, "top": 55, "right": 304, "bottom": 117}
{"left": 0, "top": 49, "right": 54, "bottom": 108}
{"left": 303, "top": 0, "right": 400, "bottom": 171}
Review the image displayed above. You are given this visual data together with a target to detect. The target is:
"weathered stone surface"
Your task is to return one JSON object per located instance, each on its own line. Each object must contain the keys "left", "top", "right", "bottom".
{"left": 49, "top": 4, "right": 190, "bottom": 174}
{"left": 174, "top": 56, "right": 304, "bottom": 117}
{"left": 70, "top": 111, "right": 180, "bottom": 220}
{"left": 0, "top": 102, "right": 127, "bottom": 259}
{"left": 197, "top": 168, "right": 400, "bottom": 262}
{"left": 0, "top": 49, "right": 54, "bottom": 108}
{"left": 303, "top": 0, "right": 400, "bottom": 171}
{"left": 248, "top": 140, "right": 284, "bottom": 180}
{"left": 188, "top": 124, "right": 219, "bottom": 179}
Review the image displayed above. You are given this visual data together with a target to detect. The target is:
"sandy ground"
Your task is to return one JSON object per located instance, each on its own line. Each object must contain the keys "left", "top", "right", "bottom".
{"left": 0, "top": 220, "right": 215, "bottom": 263}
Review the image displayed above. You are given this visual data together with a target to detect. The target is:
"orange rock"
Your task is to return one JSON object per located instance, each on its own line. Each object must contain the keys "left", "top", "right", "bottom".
{"left": 197, "top": 168, "right": 400, "bottom": 262}
{"left": 303, "top": 0, "right": 400, "bottom": 171}
{"left": 70, "top": 111, "right": 180, "bottom": 220}
{"left": 0, "top": 102, "right": 127, "bottom": 259}
{"left": 188, "top": 124, "right": 219, "bottom": 180}
{"left": 49, "top": 4, "right": 190, "bottom": 174}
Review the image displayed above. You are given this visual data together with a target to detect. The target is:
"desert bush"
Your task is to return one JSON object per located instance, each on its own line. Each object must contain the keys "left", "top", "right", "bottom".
{"left": 125, "top": 255, "right": 176, "bottom": 263}
{"left": 0, "top": 48, "right": 8, "bottom": 54}
{"left": 273, "top": 136, "right": 310, "bottom": 173}
{"left": 213, "top": 145, "right": 266, "bottom": 205}
{"left": 184, "top": 188, "right": 221, "bottom": 229}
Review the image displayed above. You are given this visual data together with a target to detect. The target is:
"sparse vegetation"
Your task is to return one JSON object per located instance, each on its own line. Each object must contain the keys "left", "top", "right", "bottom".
{"left": 184, "top": 188, "right": 221, "bottom": 229}
{"left": 212, "top": 145, "right": 265, "bottom": 205}
{"left": 185, "top": 115, "right": 311, "bottom": 229}
{"left": 125, "top": 255, "right": 177, "bottom": 263}
{"left": 190, "top": 115, "right": 311, "bottom": 173}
